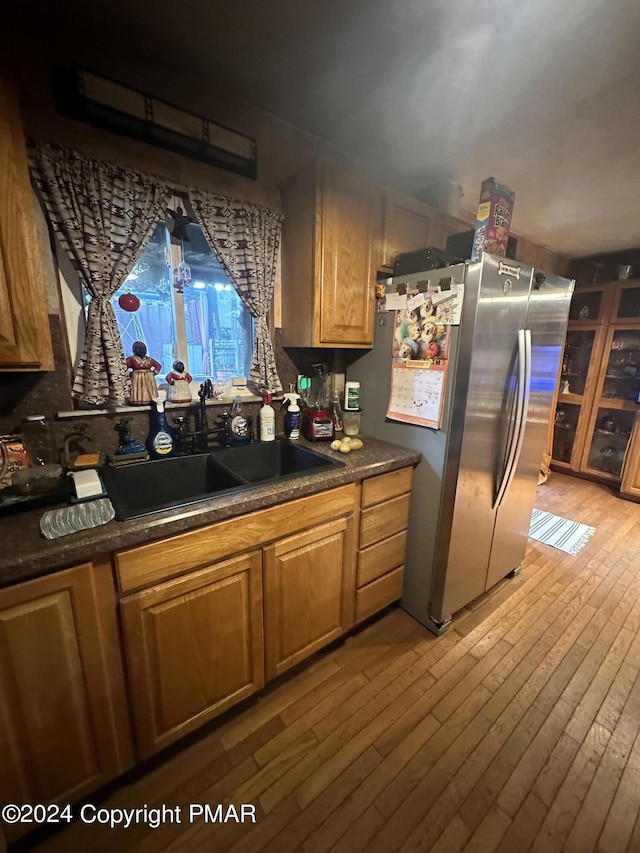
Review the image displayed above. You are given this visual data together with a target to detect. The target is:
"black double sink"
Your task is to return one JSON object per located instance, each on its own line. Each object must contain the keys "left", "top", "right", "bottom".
{"left": 101, "top": 439, "right": 344, "bottom": 520}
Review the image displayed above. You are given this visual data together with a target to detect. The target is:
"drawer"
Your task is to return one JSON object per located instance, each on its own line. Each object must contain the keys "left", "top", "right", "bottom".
{"left": 358, "top": 530, "right": 407, "bottom": 587}
{"left": 355, "top": 566, "right": 404, "bottom": 623}
{"left": 360, "top": 493, "right": 411, "bottom": 549}
{"left": 361, "top": 467, "right": 413, "bottom": 508}
{"left": 116, "top": 484, "right": 356, "bottom": 593}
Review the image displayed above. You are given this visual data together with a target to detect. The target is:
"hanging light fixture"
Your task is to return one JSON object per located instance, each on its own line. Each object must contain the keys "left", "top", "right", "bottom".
{"left": 167, "top": 206, "right": 193, "bottom": 294}
{"left": 173, "top": 254, "right": 191, "bottom": 293}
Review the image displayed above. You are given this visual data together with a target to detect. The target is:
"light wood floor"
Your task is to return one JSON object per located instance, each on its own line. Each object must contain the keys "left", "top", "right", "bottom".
{"left": 24, "top": 473, "right": 640, "bottom": 853}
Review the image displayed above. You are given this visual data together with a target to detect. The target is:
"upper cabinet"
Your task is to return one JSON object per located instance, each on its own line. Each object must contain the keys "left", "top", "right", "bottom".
{"left": 0, "top": 74, "right": 53, "bottom": 371}
{"left": 380, "top": 190, "right": 438, "bottom": 269}
{"left": 379, "top": 189, "right": 474, "bottom": 271}
{"left": 281, "top": 162, "right": 378, "bottom": 348}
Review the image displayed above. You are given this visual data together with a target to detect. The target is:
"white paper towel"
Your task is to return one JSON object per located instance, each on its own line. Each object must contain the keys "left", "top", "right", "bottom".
{"left": 69, "top": 469, "right": 104, "bottom": 500}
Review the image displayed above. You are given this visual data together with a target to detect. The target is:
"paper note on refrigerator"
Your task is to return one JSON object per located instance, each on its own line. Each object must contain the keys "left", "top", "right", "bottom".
{"left": 384, "top": 291, "right": 408, "bottom": 311}
{"left": 432, "top": 285, "right": 464, "bottom": 325}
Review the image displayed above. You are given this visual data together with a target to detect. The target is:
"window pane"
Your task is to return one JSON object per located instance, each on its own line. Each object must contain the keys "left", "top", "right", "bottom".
{"left": 182, "top": 222, "right": 253, "bottom": 383}
{"left": 110, "top": 219, "right": 253, "bottom": 389}
{"left": 112, "top": 223, "right": 177, "bottom": 380}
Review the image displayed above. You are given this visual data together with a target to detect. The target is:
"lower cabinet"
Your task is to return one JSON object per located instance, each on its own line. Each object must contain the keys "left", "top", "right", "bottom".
{"left": 0, "top": 562, "right": 132, "bottom": 842}
{"left": 621, "top": 412, "right": 640, "bottom": 500}
{"left": 355, "top": 467, "right": 413, "bottom": 623}
{"left": 120, "top": 551, "right": 264, "bottom": 759}
{"left": 115, "top": 484, "right": 359, "bottom": 758}
{"left": 0, "top": 472, "right": 414, "bottom": 835}
{"left": 263, "top": 516, "right": 356, "bottom": 680}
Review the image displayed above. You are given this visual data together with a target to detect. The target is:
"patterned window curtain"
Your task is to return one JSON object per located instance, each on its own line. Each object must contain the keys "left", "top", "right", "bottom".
{"left": 187, "top": 188, "right": 283, "bottom": 393}
{"left": 28, "top": 141, "right": 172, "bottom": 406}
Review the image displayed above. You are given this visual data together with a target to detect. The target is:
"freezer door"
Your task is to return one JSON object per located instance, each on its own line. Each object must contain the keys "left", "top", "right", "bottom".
{"left": 432, "top": 255, "right": 533, "bottom": 622}
{"left": 486, "top": 271, "right": 573, "bottom": 588}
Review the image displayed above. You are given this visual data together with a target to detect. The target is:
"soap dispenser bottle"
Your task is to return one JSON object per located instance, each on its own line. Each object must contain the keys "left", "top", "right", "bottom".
{"left": 146, "top": 399, "right": 176, "bottom": 458}
{"left": 259, "top": 391, "right": 276, "bottom": 442}
{"left": 229, "top": 395, "right": 251, "bottom": 446}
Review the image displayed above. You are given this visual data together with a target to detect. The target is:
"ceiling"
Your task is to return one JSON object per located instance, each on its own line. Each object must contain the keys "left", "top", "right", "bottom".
{"left": 24, "top": 0, "right": 640, "bottom": 257}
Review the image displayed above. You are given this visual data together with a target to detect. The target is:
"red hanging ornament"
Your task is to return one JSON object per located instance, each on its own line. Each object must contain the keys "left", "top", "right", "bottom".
{"left": 118, "top": 292, "right": 140, "bottom": 312}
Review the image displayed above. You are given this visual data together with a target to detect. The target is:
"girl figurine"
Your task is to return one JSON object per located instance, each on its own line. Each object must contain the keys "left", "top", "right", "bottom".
{"left": 165, "top": 360, "right": 193, "bottom": 403}
{"left": 126, "top": 341, "right": 162, "bottom": 405}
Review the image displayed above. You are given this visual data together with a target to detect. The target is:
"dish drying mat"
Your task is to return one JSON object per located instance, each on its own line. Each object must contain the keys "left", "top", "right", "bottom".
{"left": 40, "top": 498, "right": 115, "bottom": 540}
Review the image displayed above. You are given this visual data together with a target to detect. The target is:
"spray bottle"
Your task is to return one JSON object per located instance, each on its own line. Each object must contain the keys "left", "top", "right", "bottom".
{"left": 283, "top": 391, "right": 301, "bottom": 440}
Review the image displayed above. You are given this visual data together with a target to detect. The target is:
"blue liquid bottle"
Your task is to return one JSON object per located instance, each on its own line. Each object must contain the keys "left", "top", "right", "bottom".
{"left": 146, "top": 399, "right": 176, "bottom": 459}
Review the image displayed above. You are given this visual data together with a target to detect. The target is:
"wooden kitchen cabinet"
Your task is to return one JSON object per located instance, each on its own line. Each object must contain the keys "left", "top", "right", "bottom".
{"left": 280, "top": 161, "right": 378, "bottom": 348}
{"left": 0, "top": 73, "right": 53, "bottom": 371}
{"left": 552, "top": 280, "right": 640, "bottom": 498}
{"left": 355, "top": 467, "right": 413, "bottom": 623}
{"left": 621, "top": 413, "right": 640, "bottom": 499}
{"left": 264, "top": 515, "right": 356, "bottom": 679}
{"left": 379, "top": 189, "right": 474, "bottom": 272}
{"left": 379, "top": 190, "right": 438, "bottom": 270}
{"left": 0, "top": 562, "right": 132, "bottom": 841}
{"left": 115, "top": 484, "right": 358, "bottom": 755}
{"left": 120, "top": 551, "right": 264, "bottom": 758}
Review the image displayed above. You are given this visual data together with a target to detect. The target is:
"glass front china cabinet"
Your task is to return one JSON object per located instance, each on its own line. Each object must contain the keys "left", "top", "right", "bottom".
{"left": 551, "top": 279, "right": 640, "bottom": 497}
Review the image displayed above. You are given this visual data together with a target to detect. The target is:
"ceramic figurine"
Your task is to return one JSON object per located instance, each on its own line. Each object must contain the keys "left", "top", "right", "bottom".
{"left": 126, "top": 341, "right": 162, "bottom": 405}
{"left": 165, "top": 360, "right": 193, "bottom": 403}
{"left": 560, "top": 379, "right": 571, "bottom": 394}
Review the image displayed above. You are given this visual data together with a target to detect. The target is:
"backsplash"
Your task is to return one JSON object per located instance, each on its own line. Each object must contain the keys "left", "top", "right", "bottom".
{"left": 0, "top": 316, "right": 73, "bottom": 435}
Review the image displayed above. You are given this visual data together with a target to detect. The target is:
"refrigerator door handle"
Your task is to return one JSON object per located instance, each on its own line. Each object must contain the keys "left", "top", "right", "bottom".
{"left": 494, "top": 329, "right": 532, "bottom": 509}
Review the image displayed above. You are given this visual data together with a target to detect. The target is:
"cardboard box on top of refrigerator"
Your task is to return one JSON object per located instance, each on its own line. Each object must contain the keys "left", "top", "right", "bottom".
{"left": 471, "top": 177, "right": 515, "bottom": 260}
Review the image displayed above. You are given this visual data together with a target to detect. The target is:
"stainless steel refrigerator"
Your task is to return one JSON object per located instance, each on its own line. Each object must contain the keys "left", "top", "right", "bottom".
{"left": 347, "top": 253, "right": 574, "bottom": 634}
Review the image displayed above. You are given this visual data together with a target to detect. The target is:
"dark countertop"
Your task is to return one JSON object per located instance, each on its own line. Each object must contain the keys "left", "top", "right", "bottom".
{"left": 1, "top": 437, "right": 421, "bottom": 589}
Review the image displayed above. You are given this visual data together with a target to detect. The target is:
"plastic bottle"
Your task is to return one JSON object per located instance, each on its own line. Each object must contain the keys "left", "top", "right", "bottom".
{"left": 344, "top": 381, "right": 360, "bottom": 410}
{"left": 283, "top": 392, "right": 301, "bottom": 440}
{"left": 331, "top": 393, "right": 343, "bottom": 433}
{"left": 229, "top": 396, "right": 251, "bottom": 445}
{"left": 259, "top": 391, "right": 276, "bottom": 442}
{"left": 146, "top": 399, "right": 176, "bottom": 459}
{"left": 21, "top": 415, "right": 54, "bottom": 466}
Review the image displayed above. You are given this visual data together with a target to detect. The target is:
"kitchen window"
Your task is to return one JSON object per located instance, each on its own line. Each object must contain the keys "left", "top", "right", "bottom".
{"left": 111, "top": 219, "right": 253, "bottom": 390}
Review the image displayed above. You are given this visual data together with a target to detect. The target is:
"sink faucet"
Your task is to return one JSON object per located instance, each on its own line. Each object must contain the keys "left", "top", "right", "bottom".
{"left": 198, "top": 380, "right": 213, "bottom": 431}
{"left": 172, "top": 381, "right": 231, "bottom": 454}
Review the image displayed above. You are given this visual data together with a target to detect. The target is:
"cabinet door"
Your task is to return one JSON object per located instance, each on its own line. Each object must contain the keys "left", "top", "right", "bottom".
{"left": 552, "top": 326, "right": 605, "bottom": 469}
{"left": 579, "top": 325, "right": 640, "bottom": 481}
{"left": 568, "top": 285, "right": 609, "bottom": 324}
{"left": 120, "top": 551, "right": 264, "bottom": 758}
{"left": 431, "top": 212, "right": 474, "bottom": 252}
{"left": 380, "top": 190, "right": 437, "bottom": 270}
{"left": 0, "top": 564, "right": 126, "bottom": 841}
{"left": 316, "top": 166, "right": 377, "bottom": 347}
{"left": 264, "top": 516, "right": 356, "bottom": 679}
{"left": 613, "top": 282, "right": 640, "bottom": 322}
{"left": 621, "top": 413, "right": 640, "bottom": 500}
{"left": 0, "top": 74, "right": 53, "bottom": 370}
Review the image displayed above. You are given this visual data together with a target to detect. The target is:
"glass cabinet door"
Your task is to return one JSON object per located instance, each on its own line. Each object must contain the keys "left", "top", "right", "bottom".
{"left": 569, "top": 288, "right": 605, "bottom": 322}
{"left": 601, "top": 329, "right": 640, "bottom": 403}
{"left": 552, "top": 402, "right": 582, "bottom": 465}
{"left": 615, "top": 285, "right": 640, "bottom": 321}
{"left": 585, "top": 407, "right": 636, "bottom": 478}
{"left": 559, "top": 329, "right": 597, "bottom": 397}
